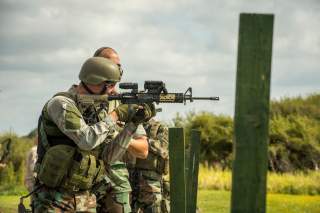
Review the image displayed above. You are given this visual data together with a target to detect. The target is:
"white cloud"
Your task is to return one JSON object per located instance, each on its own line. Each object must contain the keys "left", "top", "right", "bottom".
{"left": 0, "top": 0, "right": 319, "bottom": 134}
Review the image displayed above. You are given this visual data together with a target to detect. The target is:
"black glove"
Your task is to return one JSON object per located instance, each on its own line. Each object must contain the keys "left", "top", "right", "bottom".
{"left": 114, "top": 104, "right": 139, "bottom": 122}
{"left": 114, "top": 103, "right": 156, "bottom": 124}
{"left": 131, "top": 103, "right": 156, "bottom": 124}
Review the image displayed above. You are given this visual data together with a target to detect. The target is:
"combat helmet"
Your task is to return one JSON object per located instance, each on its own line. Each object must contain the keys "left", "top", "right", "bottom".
{"left": 79, "top": 57, "right": 121, "bottom": 85}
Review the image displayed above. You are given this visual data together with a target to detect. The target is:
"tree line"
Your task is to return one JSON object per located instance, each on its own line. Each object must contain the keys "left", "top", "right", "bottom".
{"left": 173, "top": 93, "right": 320, "bottom": 172}
{"left": 0, "top": 93, "right": 319, "bottom": 188}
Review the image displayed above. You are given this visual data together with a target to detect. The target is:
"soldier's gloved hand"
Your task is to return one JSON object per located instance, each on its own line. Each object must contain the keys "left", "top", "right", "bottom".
{"left": 114, "top": 104, "right": 139, "bottom": 122}
{"left": 131, "top": 103, "right": 156, "bottom": 124}
{"left": 114, "top": 103, "right": 156, "bottom": 124}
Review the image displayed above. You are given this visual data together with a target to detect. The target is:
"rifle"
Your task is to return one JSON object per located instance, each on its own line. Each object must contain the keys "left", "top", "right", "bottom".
{"left": 108, "top": 81, "right": 219, "bottom": 105}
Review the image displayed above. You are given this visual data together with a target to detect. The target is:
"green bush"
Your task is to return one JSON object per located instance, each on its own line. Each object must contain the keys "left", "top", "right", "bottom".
{"left": 0, "top": 133, "right": 34, "bottom": 193}
{"left": 187, "top": 112, "right": 233, "bottom": 168}
{"left": 0, "top": 162, "right": 15, "bottom": 185}
{"left": 269, "top": 115, "right": 320, "bottom": 172}
{"left": 270, "top": 93, "right": 320, "bottom": 121}
{"left": 173, "top": 93, "right": 320, "bottom": 172}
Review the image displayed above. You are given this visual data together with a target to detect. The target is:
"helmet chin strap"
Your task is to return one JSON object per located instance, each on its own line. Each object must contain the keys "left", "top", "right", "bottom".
{"left": 81, "top": 82, "right": 107, "bottom": 95}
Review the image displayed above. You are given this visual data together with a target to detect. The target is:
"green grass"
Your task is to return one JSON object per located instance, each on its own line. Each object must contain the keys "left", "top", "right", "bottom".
{"left": 0, "top": 184, "right": 28, "bottom": 195}
{"left": 197, "top": 190, "right": 320, "bottom": 213}
{"left": 0, "top": 195, "right": 30, "bottom": 213}
{"left": 198, "top": 166, "right": 320, "bottom": 195}
{"left": 267, "top": 171, "right": 320, "bottom": 195}
{"left": 1, "top": 190, "right": 319, "bottom": 213}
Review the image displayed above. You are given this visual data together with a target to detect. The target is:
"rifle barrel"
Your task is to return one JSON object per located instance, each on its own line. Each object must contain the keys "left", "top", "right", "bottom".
{"left": 187, "top": 96, "right": 220, "bottom": 101}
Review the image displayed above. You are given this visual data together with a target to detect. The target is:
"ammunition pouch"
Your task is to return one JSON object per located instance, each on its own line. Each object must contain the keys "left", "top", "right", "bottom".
{"left": 38, "top": 144, "right": 103, "bottom": 191}
{"left": 61, "top": 150, "right": 102, "bottom": 192}
{"left": 38, "top": 145, "right": 75, "bottom": 188}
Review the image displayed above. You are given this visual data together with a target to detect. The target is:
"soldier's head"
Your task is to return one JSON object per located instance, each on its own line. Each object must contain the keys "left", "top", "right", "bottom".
{"left": 78, "top": 57, "right": 121, "bottom": 95}
{"left": 93, "top": 47, "right": 123, "bottom": 79}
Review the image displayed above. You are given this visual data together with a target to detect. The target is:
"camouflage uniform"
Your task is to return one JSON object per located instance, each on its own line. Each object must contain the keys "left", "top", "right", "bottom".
{"left": 33, "top": 85, "right": 145, "bottom": 213}
{"left": 129, "top": 119, "right": 170, "bottom": 213}
{"left": 93, "top": 160, "right": 132, "bottom": 213}
{"left": 25, "top": 146, "right": 37, "bottom": 192}
{"left": 33, "top": 189, "right": 97, "bottom": 213}
{"left": 92, "top": 101, "right": 133, "bottom": 213}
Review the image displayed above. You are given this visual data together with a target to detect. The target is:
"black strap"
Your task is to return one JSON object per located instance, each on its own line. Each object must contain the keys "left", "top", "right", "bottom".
{"left": 19, "top": 183, "right": 43, "bottom": 213}
{"left": 36, "top": 115, "right": 47, "bottom": 164}
{"left": 81, "top": 81, "right": 107, "bottom": 95}
{"left": 46, "top": 136, "right": 77, "bottom": 147}
{"left": 82, "top": 82, "right": 95, "bottom": 94}
{"left": 99, "top": 85, "right": 107, "bottom": 95}
{"left": 18, "top": 185, "right": 41, "bottom": 213}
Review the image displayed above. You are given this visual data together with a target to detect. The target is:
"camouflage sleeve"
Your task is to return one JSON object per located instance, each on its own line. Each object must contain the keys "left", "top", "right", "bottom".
{"left": 47, "top": 96, "right": 133, "bottom": 152}
{"left": 102, "top": 122, "right": 137, "bottom": 164}
{"left": 24, "top": 146, "right": 37, "bottom": 192}
{"left": 149, "top": 124, "right": 169, "bottom": 158}
{"left": 157, "top": 124, "right": 169, "bottom": 146}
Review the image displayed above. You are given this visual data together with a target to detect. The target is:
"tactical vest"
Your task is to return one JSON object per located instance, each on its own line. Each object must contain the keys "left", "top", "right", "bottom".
{"left": 134, "top": 120, "right": 169, "bottom": 175}
{"left": 36, "top": 91, "right": 113, "bottom": 192}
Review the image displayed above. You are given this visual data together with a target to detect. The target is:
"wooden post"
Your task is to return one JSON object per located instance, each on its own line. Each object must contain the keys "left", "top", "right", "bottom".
{"left": 169, "top": 128, "right": 186, "bottom": 213}
{"left": 231, "top": 13, "right": 274, "bottom": 213}
{"left": 187, "top": 130, "right": 201, "bottom": 213}
{"left": 185, "top": 137, "right": 190, "bottom": 212}
{"left": 185, "top": 143, "right": 190, "bottom": 188}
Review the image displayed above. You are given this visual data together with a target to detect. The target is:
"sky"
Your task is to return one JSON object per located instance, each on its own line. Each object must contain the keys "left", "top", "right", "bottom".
{"left": 0, "top": 0, "right": 319, "bottom": 135}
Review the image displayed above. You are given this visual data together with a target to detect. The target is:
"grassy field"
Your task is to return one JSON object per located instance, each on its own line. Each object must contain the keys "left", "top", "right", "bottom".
{"left": 1, "top": 190, "right": 319, "bottom": 213}
{"left": 198, "top": 190, "right": 320, "bottom": 213}
{"left": 198, "top": 166, "right": 320, "bottom": 195}
{"left": 1, "top": 167, "right": 319, "bottom": 212}
{"left": 0, "top": 195, "right": 23, "bottom": 213}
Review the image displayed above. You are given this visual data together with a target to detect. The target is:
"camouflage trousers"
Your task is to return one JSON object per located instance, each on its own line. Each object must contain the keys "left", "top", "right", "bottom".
{"left": 92, "top": 162, "right": 132, "bottom": 213}
{"left": 161, "top": 179, "right": 170, "bottom": 213}
{"left": 97, "top": 191, "right": 131, "bottom": 213}
{"left": 130, "top": 170, "right": 169, "bottom": 213}
{"left": 92, "top": 178, "right": 131, "bottom": 213}
{"left": 33, "top": 185, "right": 96, "bottom": 213}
